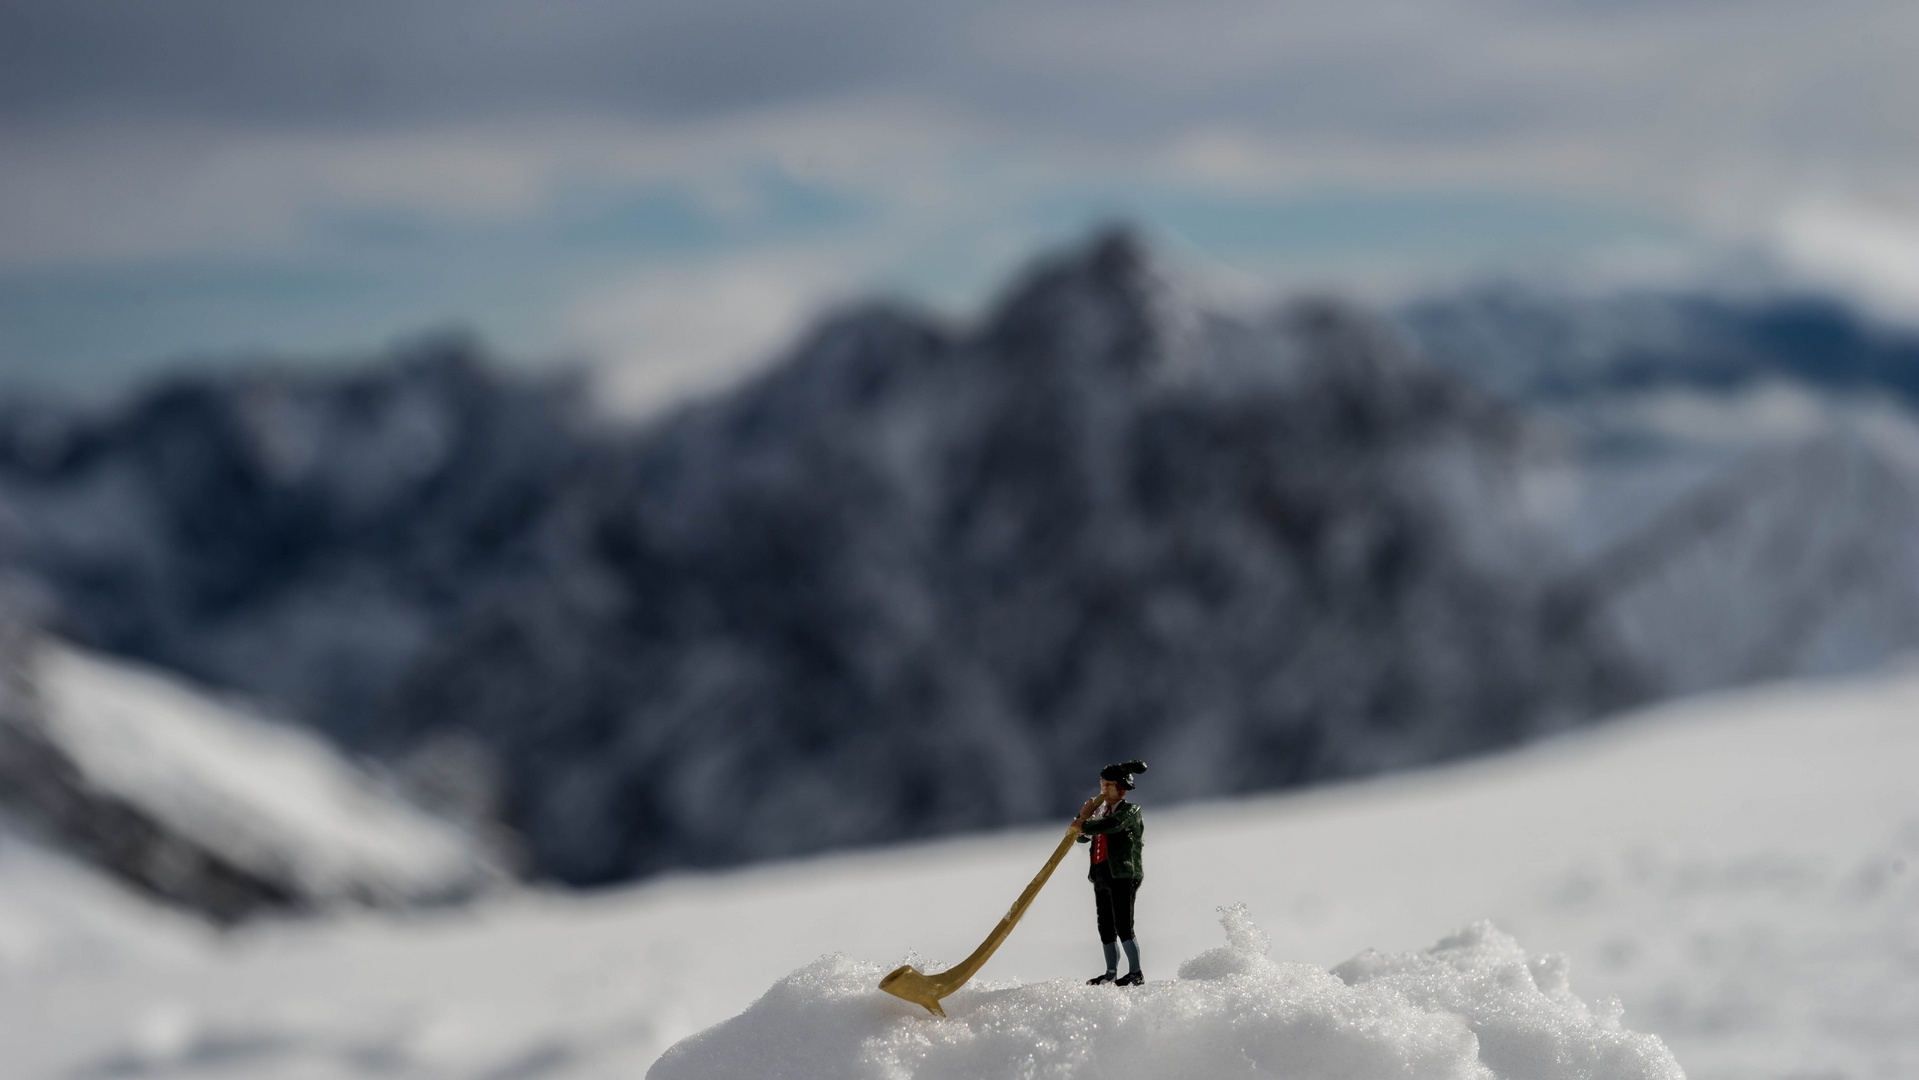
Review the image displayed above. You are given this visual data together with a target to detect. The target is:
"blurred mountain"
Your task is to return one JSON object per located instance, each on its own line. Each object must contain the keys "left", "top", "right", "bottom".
{"left": 1399, "top": 287, "right": 1919, "bottom": 696}
{"left": 0, "top": 232, "right": 1653, "bottom": 887}
{"left": 1569, "top": 433, "right": 1919, "bottom": 695}
{"left": 0, "top": 343, "right": 588, "bottom": 746}
{"left": 26, "top": 233, "right": 1919, "bottom": 892}
{"left": 1400, "top": 286, "right": 1919, "bottom": 405}
{"left": 0, "top": 621, "right": 497, "bottom": 920}
{"left": 17, "top": 234, "right": 1919, "bottom": 893}
{"left": 388, "top": 234, "right": 1644, "bottom": 881}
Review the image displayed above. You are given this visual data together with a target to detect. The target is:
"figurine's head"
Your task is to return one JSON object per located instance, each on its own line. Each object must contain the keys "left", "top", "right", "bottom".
{"left": 1098, "top": 759, "right": 1148, "bottom": 798}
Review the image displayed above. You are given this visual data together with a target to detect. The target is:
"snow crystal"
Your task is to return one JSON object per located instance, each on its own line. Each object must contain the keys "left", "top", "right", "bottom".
{"left": 1175, "top": 901, "right": 1275, "bottom": 979}
{"left": 649, "top": 911, "right": 1681, "bottom": 1080}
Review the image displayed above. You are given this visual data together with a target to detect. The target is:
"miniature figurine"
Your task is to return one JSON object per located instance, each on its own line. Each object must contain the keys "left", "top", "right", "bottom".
{"left": 1075, "top": 759, "right": 1148, "bottom": 986}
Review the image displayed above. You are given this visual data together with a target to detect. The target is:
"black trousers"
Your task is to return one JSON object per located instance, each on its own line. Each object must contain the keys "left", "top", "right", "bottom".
{"left": 1092, "top": 874, "right": 1140, "bottom": 943}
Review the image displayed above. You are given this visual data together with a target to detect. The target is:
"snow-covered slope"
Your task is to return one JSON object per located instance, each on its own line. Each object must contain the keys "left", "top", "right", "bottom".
{"left": 37, "top": 640, "right": 496, "bottom": 903}
{"left": 6, "top": 667, "right": 1915, "bottom": 1080}
{"left": 0, "top": 625, "right": 496, "bottom": 919}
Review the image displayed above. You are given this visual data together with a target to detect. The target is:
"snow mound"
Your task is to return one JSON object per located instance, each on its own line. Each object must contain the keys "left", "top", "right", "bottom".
{"left": 649, "top": 910, "right": 1681, "bottom": 1080}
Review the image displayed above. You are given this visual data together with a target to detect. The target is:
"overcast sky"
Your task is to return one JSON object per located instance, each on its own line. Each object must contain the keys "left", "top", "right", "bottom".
{"left": 4, "top": 0, "right": 1917, "bottom": 406}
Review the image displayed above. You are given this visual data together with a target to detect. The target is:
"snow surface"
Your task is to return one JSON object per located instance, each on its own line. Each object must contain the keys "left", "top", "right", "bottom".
{"left": 32, "top": 640, "right": 492, "bottom": 903}
{"left": 5, "top": 665, "right": 1919, "bottom": 1079}
{"left": 653, "top": 912, "right": 1679, "bottom": 1080}
{"left": 0, "top": 819, "right": 210, "bottom": 972}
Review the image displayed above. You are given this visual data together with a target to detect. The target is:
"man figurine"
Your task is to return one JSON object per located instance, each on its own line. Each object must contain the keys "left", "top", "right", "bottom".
{"left": 1075, "top": 759, "right": 1148, "bottom": 986}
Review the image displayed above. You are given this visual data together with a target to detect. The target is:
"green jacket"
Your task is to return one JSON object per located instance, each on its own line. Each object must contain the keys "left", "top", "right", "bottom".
{"left": 1077, "top": 800, "right": 1144, "bottom": 881}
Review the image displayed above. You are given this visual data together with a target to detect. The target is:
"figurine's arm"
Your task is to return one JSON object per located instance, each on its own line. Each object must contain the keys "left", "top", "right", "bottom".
{"left": 1074, "top": 794, "right": 1103, "bottom": 842}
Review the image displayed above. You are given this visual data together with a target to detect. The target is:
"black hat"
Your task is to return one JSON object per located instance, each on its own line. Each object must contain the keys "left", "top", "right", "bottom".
{"left": 1100, "top": 760, "right": 1148, "bottom": 789}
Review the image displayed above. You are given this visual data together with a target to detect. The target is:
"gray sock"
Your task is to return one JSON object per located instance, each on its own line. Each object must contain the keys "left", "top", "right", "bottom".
{"left": 1121, "top": 938, "right": 1141, "bottom": 974}
{"left": 1102, "top": 940, "right": 1119, "bottom": 974}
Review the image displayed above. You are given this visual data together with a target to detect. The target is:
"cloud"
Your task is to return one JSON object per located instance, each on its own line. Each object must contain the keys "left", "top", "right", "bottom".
{"left": 8, "top": 0, "right": 1916, "bottom": 184}
{"left": 1775, "top": 200, "right": 1919, "bottom": 323}
{"left": 8, "top": 0, "right": 1917, "bottom": 257}
{"left": 0, "top": 0, "right": 959, "bottom": 128}
{"left": 0, "top": 122, "right": 562, "bottom": 267}
{"left": 0, "top": 104, "right": 968, "bottom": 268}
{"left": 6, "top": 0, "right": 1919, "bottom": 395}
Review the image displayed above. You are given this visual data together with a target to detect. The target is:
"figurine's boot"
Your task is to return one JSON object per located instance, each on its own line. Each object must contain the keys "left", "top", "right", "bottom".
{"left": 1088, "top": 940, "right": 1120, "bottom": 984}
{"left": 1118, "top": 939, "right": 1142, "bottom": 985}
{"left": 1116, "top": 971, "right": 1144, "bottom": 987}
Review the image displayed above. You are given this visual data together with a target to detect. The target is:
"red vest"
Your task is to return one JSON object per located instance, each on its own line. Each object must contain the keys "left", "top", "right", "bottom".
{"left": 1089, "top": 801, "right": 1117, "bottom": 863}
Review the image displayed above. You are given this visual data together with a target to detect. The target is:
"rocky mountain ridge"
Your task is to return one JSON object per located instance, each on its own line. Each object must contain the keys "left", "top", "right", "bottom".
{"left": 8, "top": 231, "right": 1917, "bottom": 897}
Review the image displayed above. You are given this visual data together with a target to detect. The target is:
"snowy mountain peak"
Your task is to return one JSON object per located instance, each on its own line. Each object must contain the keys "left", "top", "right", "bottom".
{"left": 982, "top": 227, "right": 1167, "bottom": 381}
